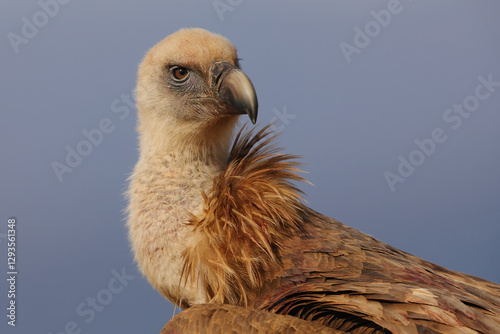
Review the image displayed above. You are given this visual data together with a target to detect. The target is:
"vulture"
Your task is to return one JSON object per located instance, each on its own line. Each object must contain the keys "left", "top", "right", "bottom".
{"left": 126, "top": 28, "right": 500, "bottom": 333}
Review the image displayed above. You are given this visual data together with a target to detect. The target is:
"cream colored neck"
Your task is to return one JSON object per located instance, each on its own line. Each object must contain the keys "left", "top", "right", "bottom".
{"left": 137, "top": 114, "right": 238, "bottom": 167}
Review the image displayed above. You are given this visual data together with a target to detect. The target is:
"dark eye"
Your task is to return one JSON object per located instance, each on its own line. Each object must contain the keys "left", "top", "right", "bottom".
{"left": 171, "top": 66, "right": 189, "bottom": 82}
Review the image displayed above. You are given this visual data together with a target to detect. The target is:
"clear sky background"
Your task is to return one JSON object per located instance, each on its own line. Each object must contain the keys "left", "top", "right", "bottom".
{"left": 1, "top": 1, "right": 499, "bottom": 333}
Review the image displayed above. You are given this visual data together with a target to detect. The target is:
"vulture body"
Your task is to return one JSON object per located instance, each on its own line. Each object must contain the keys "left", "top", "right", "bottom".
{"left": 127, "top": 28, "right": 500, "bottom": 333}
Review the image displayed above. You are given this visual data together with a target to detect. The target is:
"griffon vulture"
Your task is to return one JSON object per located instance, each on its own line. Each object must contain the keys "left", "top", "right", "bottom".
{"left": 127, "top": 28, "right": 500, "bottom": 333}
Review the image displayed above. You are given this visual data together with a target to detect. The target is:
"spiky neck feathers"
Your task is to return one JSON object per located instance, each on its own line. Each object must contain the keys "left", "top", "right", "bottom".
{"left": 181, "top": 125, "right": 307, "bottom": 306}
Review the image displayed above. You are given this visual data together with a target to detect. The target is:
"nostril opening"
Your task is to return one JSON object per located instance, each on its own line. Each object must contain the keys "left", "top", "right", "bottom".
{"left": 210, "top": 61, "right": 237, "bottom": 90}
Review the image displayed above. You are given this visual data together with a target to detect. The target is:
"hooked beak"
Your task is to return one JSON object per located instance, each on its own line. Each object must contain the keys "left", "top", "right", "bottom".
{"left": 210, "top": 61, "right": 258, "bottom": 124}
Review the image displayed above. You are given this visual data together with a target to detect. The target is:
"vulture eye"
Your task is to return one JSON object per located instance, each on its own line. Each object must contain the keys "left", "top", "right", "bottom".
{"left": 170, "top": 66, "right": 189, "bottom": 82}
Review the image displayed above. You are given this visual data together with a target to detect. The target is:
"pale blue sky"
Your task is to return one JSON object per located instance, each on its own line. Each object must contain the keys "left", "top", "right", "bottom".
{"left": 1, "top": 1, "right": 499, "bottom": 333}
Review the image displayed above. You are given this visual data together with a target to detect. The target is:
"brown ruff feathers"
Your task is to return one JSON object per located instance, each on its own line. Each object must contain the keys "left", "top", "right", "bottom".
{"left": 182, "top": 124, "right": 307, "bottom": 305}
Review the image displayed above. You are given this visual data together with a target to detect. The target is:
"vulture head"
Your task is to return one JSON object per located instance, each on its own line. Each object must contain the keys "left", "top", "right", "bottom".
{"left": 135, "top": 28, "right": 258, "bottom": 162}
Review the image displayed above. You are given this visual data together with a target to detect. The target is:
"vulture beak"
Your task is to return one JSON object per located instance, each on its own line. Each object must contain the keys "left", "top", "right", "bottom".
{"left": 211, "top": 61, "right": 258, "bottom": 124}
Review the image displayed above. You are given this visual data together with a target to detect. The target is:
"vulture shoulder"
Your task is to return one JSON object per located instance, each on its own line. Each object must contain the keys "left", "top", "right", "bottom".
{"left": 257, "top": 209, "right": 500, "bottom": 333}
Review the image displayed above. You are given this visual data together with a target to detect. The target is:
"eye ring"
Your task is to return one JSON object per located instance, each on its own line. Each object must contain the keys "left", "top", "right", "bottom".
{"left": 170, "top": 66, "right": 189, "bottom": 82}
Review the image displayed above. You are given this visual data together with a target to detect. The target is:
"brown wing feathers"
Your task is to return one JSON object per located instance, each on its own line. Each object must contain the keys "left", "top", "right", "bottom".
{"left": 257, "top": 210, "right": 500, "bottom": 333}
{"left": 161, "top": 303, "right": 345, "bottom": 334}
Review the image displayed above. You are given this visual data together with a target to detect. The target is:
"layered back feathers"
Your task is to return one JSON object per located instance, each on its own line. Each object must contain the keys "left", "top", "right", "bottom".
{"left": 182, "top": 125, "right": 306, "bottom": 306}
